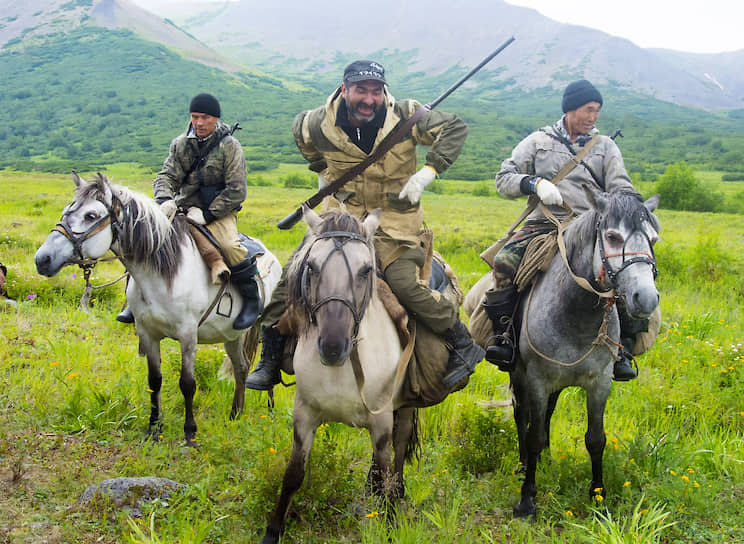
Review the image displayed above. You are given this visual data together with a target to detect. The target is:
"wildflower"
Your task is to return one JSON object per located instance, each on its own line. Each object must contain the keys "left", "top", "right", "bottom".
{"left": 67, "top": 372, "right": 78, "bottom": 380}
{"left": 640, "top": 508, "right": 649, "bottom": 515}
{"left": 366, "top": 511, "right": 379, "bottom": 518}
{"left": 27, "top": 293, "right": 37, "bottom": 300}
{"left": 681, "top": 475, "right": 690, "bottom": 482}
{"left": 694, "top": 481, "right": 700, "bottom": 488}
{"left": 670, "top": 470, "right": 677, "bottom": 476}
{"left": 564, "top": 510, "right": 574, "bottom": 517}
{"left": 687, "top": 468, "right": 694, "bottom": 473}
{"left": 623, "top": 481, "right": 631, "bottom": 487}
{"left": 269, "top": 447, "right": 276, "bottom": 454}
{"left": 51, "top": 361, "right": 59, "bottom": 367}
{"left": 146, "top": 388, "right": 154, "bottom": 393}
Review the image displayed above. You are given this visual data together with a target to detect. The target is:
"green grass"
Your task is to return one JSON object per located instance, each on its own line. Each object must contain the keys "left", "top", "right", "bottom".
{"left": 1, "top": 171, "right": 743, "bottom": 543}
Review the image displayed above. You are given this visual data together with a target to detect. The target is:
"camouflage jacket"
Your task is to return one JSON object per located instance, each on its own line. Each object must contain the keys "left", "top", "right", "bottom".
{"left": 292, "top": 87, "right": 467, "bottom": 243}
{"left": 153, "top": 120, "right": 247, "bottom": 221}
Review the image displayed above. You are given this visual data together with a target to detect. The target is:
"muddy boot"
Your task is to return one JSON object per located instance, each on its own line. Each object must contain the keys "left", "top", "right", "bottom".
{"left": 116, "top": 306, "right": 134, "bottom": 324}
{"left": 230, "top": 256, "right": 263, "bottom": 330}
{"left": 245, "top": 326, "right": 286, "bottom": 391}
{"left": 482, "top": 288, "right": 518, "bottom": 371}
{"left": 613, "top": 336, "right": 638, "bottom": 381}
{"left": 442, "top": 320, "right": 486, "bottom": 389}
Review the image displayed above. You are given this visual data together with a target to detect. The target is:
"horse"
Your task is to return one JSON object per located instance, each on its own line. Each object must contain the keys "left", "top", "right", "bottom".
{"left": 259, "top": 207, "right": 419, "bottom": 544}
{"left": 468, "top": 190, "right": 660, "bottom": 519}
{"left": 34, "top": 172, "right": 282, "bottom": 445}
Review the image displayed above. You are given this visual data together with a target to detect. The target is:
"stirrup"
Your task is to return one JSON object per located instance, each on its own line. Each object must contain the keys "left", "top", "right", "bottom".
{"left": 485, "top": 334, "right": 516, "bottom": 372}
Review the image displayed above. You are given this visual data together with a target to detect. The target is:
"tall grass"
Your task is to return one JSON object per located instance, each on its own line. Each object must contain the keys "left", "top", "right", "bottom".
{"left": 1, "top": 171, "right": 743, "bottom": 543}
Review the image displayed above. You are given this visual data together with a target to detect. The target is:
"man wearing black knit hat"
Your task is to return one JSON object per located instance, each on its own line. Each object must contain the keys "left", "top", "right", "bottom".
{"left": 117, "top": 93, "right": 263, "bottom": 331}
{"left": 480, "top": 79, "right": 653, "bottom": 382}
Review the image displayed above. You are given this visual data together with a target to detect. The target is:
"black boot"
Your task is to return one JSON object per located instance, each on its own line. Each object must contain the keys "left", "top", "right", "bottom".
{"left": 116, "top": 306, "right": 134, "bottom": 324}
{"left": 245, "top": 326, "right": 286, "bottom": 391}
{"left": 613, "top": 336, "right": 638, "bottom": 381}
{"left": 230, "top": 256, "right": 263, "bottom": 330}
{"left": 442, "top": 320, "right": 486, "bottom": 389}
{"left": 482, "top": 288, "right": 518, "bottom": 371}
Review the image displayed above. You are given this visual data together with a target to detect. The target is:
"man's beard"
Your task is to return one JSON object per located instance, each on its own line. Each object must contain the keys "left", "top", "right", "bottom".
{"left": 348, "top": 102, "right": 377, "bottom": 124}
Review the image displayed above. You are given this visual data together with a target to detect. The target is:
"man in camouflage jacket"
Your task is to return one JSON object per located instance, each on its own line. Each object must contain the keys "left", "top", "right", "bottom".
{"left": 245, "top": 60, "right": 484, "bottom": 391}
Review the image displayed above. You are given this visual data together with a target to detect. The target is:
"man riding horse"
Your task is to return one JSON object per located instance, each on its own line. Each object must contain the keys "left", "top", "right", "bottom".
{"left": 483, "top": 79, "right": 648, "bottom": 381}
{"left": 245, "top": 60, "right": 484, "bottom": 391}
{"left": 117, "top": 93, "right": 262, "bottom": 330}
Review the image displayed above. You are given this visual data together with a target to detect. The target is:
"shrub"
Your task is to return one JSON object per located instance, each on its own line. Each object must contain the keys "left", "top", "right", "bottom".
{"left": 655, "top": 162, "right": 720, "bottom": 212}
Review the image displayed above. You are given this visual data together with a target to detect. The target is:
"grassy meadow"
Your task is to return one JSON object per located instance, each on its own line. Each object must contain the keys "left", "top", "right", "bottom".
{"left": 1, "top": 169, "right": 743, "bottom": 543}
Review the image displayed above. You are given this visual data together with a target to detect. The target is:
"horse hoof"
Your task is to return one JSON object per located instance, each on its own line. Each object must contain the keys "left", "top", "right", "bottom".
{"left": 184, "top": 437, "right": 199, "bottom": 449}
{"left": 513, "top": 502, "right": 536, "bottom": 521}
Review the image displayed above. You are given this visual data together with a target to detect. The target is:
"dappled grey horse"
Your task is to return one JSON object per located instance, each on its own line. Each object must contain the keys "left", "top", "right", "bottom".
{"left": 34, "top": 172, "right": 281, "bottom": 445}
{"left": 259, "top": 207, "right": 419, "bottom": 544}
{"left": 510, "top": 191, "right": 660, "bottom": 519}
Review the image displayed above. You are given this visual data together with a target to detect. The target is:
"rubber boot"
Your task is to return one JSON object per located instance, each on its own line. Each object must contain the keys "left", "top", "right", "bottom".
{"left": 116, "top": 306, "right": 134, "bottom": 324}
{"left": 245, "top": 326, "right": 285, "bottom": 391}
{"left": 482, "top": 288, "right": 518, "bottom": 371}
{"left": 442, "top": 320, "right": 486, "bottom": 389}
{"left": 230, "top": 256, "right": 263, "bottom": 330}
{"left": 613, "top": 336, "right": 638, "bottom": 381}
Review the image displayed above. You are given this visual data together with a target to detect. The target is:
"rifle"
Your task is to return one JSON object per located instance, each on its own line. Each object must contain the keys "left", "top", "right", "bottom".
{"left": 276, "top": 36, "right": 516, "bottom": 230}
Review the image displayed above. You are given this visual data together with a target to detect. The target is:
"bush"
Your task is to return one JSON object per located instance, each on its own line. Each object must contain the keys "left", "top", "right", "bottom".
{"left": 655, "top": 161, "right": 721, "bottom": 212}
{"left": 282, "top": 172, "right": 314, "bottom": 189}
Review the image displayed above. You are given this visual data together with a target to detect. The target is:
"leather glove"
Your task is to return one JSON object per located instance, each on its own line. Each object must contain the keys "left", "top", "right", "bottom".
{"left": 398, "top": 165, "right": 437, "bottom": 205}
{"left": 186, "top": 206, "right": 206, "bottom": 225}
{"left": 160, "top": 199, "right": 177, "bottom": 219}
{"left": 535, "top": 178, "right": 563, "bottom": 206}
{"left": 317, "top": 171, "right": 328, "bottom": 190}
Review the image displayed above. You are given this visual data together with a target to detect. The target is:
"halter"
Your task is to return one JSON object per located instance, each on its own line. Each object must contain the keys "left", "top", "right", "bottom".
{"left": 595, "top": 207, "right": 658, "bottom": 291}
{"left": 52, "top": 191, "right": 124, "bottom": 263}
{"left": 299, "top": 230, "right": 375, "bottom": 339}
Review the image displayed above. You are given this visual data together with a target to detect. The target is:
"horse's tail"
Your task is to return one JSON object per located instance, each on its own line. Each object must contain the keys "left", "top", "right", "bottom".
{"left": 395, "top": 408, "right": 421, "bottom": 463}
{"left": 218, "top": 325, "right": 261, "bottom": 380}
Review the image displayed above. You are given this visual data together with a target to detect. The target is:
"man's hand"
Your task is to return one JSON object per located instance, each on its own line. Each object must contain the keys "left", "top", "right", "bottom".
{"left": 398, "top": 165, "right": 437, "bottom": 205}
{"left": 187, "top": 207, "right": 206, "bottom": 225}
{"left": 317, "top": 171, "right": 328, "bottom": 190}
{"left": 535, "top": 178, "right": 563, "bottom": 206}
{"left": 160, "top": 199, "right": 177, "bottom": 219}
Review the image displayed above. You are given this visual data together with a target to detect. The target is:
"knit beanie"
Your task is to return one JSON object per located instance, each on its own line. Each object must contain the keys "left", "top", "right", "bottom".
{"left": 562, "top": 80, "right": 603, "bottom": 113}
{"left": 189, "top": 93, "right": 221, "bottom": 118}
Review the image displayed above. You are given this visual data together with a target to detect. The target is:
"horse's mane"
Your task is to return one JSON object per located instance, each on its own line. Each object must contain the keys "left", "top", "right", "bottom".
{"left": 558, "top": 190, "right": 659, "bottom": 284}
{"left": 76, "top": 176, "right": 188, "bottom": 281}
{"left": 286, "top": 211, "right": 370, "bottom": 318}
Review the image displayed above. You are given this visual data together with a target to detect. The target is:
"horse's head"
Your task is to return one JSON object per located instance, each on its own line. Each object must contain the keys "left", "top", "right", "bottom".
{"left": 288, "top": 206, "right": 380, "bottom": 366}
{"left": 35, "top": 172, "right": 120, "bottom": 277}
{"left": 590, "top": 190, "right": 661, "bottom": 319}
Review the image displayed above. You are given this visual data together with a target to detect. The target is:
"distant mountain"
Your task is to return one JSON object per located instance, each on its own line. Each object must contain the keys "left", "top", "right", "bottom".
{"left": 162, "top": 0, "right": 744, "bottom": 111}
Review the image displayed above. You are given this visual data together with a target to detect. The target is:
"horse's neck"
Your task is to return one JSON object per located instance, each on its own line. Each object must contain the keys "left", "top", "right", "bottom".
{"left": 123, "top": 235, "right": 206, "bottom": 296}
{"left": 536, "top": 242, "right": 600, "bottom": 315}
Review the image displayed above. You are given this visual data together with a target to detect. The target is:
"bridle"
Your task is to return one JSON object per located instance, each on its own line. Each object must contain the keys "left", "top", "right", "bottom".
{"left": 595, "top": 207, "right": 658, "bottom": 291}
{"left": 51, "top": 192, "right": 124, "bottom": 263}
{"left": 299, "top": 230, "right": 375, "bottom": 339}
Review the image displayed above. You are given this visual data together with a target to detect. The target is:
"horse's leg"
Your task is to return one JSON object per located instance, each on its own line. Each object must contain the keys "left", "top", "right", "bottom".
{"left": 544, "top": 390, "right": 561, "bottom": 459}
{"left": 138, "top": 333, "right": 164, "bottom": 441}
{"left": 367, "top": 411, "right": 395, "bottom": 500}
{"left": 513, "top": 392, "right": 549, "bottom": 520}
{"left": 224, "top": 337, "right": 247, "bottom": 419}
{"left": 178, "top": 334, "right": 198, "bottom": 446}
{"left": 262, "top": 396, "right": 319, "bottom": 544}
{"left": 585, "top": 384, "right": 609, "bottom": 509}
{"left": 391, "top": 407, "right": 417, "bottom": 500}
{"left": 511, "top": 377, "right": 530, "bottom": 469}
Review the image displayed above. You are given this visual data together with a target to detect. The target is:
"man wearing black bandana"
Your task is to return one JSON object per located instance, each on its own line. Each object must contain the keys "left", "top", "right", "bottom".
{"left": 245, "top": 60, "right": 483, "bottom": 392}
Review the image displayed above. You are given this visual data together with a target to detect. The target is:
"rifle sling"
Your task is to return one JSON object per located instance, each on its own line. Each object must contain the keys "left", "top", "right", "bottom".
{"left": 306, "top": 105, "right": 430, "bottom": 209}
{"left": 480, "top": 133, "right": 601, "bottom": 266}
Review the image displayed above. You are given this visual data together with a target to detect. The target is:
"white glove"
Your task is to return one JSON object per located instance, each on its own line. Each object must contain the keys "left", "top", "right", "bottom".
{"left": 186, "top": 206, "right": 206, "bottom": 225}
{"left": 160, "top": 199, "right": 177, "bottom": 219}
{"left": 317, "top": 172, "right": 328, "bottom": 190}
{"left": 535, "top": 178, "right": 563, "bottom": 206}
{"left": 398, "top": 166, "right": 437, "bottom": 205}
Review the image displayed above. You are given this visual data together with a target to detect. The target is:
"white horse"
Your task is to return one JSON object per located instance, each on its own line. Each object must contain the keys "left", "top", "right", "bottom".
{"left": 259, "top": 207, "right": 419, "bottom": 544}
{"left": 34, "top": 172, "right": 281, "bottom": 445}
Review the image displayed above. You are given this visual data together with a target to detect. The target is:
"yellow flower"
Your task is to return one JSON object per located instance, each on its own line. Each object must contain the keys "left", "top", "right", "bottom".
{"left": 365, "top": 511, "right": 379, "bottom": 518}
{"left": 641, "top": 508, "right": 649, "bottom": 515}
{"left": 51, "top": 361, "right": 59, "bottom": 367}
{"left": 564, "top": 510, "right": 574, "bottom": 517}
{"left": 269, "top": 447, "right": 276, "bottom": 454}
{"left": 694, "top": 481, "right": 700, "bottom": 488}
{"left": 687, "top": 468, "right": 694, "bottom": 473}
{"left": 681, "top": 475, "right": 690, "bottom": 482}
{"left": 670, "top": 470, "right": 677, "bottom": 476}
{"left": 623, "top": 481, "right": 631, "bottom": 487}
{"left": 146, "top": 388, "right": 154, "bottom": 393}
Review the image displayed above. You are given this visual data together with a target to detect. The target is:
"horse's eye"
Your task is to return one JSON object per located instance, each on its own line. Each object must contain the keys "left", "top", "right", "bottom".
{"left": 358, "top": 265, "right": 373, "bottom": 279}
{"left": 84, "top": 211, "right": 99, "bottom": 222}
{"left": 605, "top": 231, "right": 623, "bottom": 245}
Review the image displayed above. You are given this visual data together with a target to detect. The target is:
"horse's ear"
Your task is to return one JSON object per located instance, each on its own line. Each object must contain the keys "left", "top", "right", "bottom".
{"left": 644, "top": 194, "right": 660, "bottom": 213}
{"left": 302, "top": 204, "right": 323, "bottom": 233}
{"left": 362, "top": 209, "right": 381, "bottom": 240}
{"left": 72, "top": 170, "right": 82, "bottom": 187}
